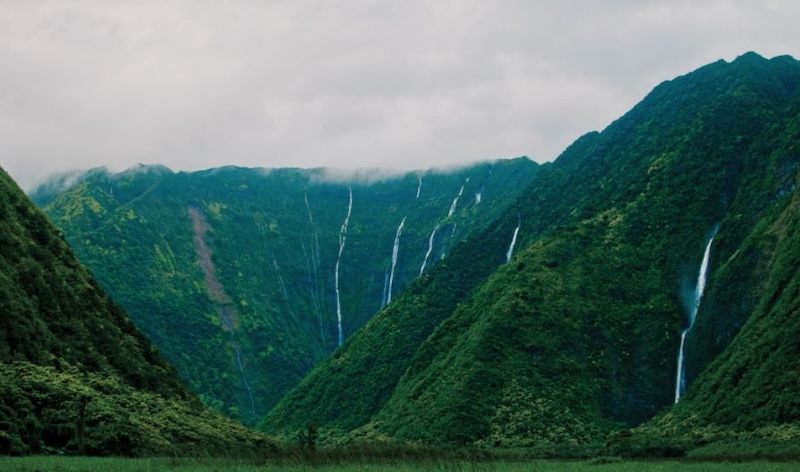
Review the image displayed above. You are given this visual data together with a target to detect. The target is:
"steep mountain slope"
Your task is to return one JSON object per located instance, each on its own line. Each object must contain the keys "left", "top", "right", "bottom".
{"left": 261, "top": 53, "right": 800, "bottom": 450}
{"left": 632, "top": 135, "right": 800, "bottom": 458}
{"left": 0, "top": 167, "right": 278, "bottom": 456}
{"left": 33, "top": 159, "right": 538, "bottom": 424}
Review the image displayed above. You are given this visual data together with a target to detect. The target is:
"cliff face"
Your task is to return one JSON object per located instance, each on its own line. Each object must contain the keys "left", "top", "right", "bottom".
{"left": 263, "top": 53, "right": 800, "bottom": 450}
{"left": 0, "top": 166, "right": 279, "bottom": 456}
{"left": 34, "top": 159, "right": 539, "bottom": 424}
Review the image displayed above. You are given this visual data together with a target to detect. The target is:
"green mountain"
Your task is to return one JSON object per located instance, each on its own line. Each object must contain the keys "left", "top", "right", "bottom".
{"left": 261, "top": 52, "right": 800, "bottom": 452}
{"left": 32, "top": 159, "right": 539, "bottom": 424}
{"left": 0, "top": 167, "right": 278, "bottom": 456}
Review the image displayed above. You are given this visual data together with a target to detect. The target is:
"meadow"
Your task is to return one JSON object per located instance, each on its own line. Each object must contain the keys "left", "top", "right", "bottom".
{"left": 1, "top": 457, "right": 799, "bottom": 472}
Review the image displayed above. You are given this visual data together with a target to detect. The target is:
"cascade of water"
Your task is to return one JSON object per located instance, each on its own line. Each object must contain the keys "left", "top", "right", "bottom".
{"left": 304, "top": 191, "right": 314, "bottom": 225}
{"left": 674, "top": 230, "right": 717, "bottom": 403}
{"left": 419, "top": 224, "right": 439, "bottom": 276}
{"left": 416, "top": 176, "right": 423, "bottom": 199}
{"left": 506, "top": 219, "right": 521, "bottom": 262}
{"left": 448, "top": 179, "right": 468, "bottom": 217}
{"left": 301, "top": 239, "right": 324, "bottom": 343}
{"left": 475, "top": 192, "right": 482, "bottom": 205}
{"left": 335, "top": 188, "right": 353, "bottom": 347}
{"left": 303, "top": 193, "right": 324, "bottom": 342}
{"left": 272, "top": 255, "right": 288, "bottom": 300}
{"left": 386, "top": 217, "right": 406, "bottom": 305}
{"left": 232, "top": 337, "right": 256, "bottom": 416}
{"left": 381, "top": 264, "right": 390, "bottom": 308}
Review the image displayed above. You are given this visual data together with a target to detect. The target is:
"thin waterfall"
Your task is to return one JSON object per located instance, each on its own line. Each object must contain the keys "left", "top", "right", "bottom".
{"left": 303, "top": 193, "right": 324, "bottom": 343}
{"left": 506, "top": 218, "right": 521, "bottom": 262}
{"left": 272, "top": 255, "right": 288, "bottom": 300}
{"left": 335, "top": 188, "right": 352, "bottom": 347}
{"left": 300, "top": 239, "right": 323, "bottom": 342}
{"left": 386, "top": 217, "right": 406, "bottom": 305}
{"left": 419, "top": 224, "right": 439, "bottom": 276}
{"left": 448, "top": 178, "right": 468, "bottom": 217}
{"left": 381, "top": 264, "right": 391, "bottom": 308}
{"left": 304, "top": 191, "right": 314, "bottom": 225}
{"left": 674, "top": 229, "right": 717, "bottom": 403}
{"left": 232, "top": 337, "right": 256, "bottom": 416}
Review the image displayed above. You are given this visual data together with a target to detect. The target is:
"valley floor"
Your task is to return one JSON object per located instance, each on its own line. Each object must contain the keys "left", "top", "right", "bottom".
{"left": 1, "top": 457, "right": 798, "bottom": 472}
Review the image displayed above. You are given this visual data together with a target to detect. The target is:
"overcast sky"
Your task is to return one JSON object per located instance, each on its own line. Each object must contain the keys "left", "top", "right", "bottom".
{"left": 2, "top": 1, "right": 799, "bottom": 189}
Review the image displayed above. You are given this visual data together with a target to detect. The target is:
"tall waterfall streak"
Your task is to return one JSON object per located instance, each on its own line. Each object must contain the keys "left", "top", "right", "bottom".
{"left": 233, "top": 337, "right": 256, "bottom": 416}
{"left": 506, "top": 220, "right": 521, "bottom": 263}
{"left": 448, "top": 183, "right": 466, "bottom": 217}
{"left": 419, "top": 225, "right": 439, "bottom": 276}
{"left": 313, "top": 233, "right": 322, "bottom": 312}
{"left": 301, "top": 239, "right": 324, "bottom": 341}
{"left": 381, "top": 264, "right": 391, "bottom": 308}
{"left": 674, "top": 231, "right": 717, "bottom": 403}
{"left": 272, "top": 255, "right": 288, "bottom": 300}
{"left": 303, "top": 194, "right": 324, "bottom": 341}
{"left": 304, "top": 191, "right": 314, "bottom": 225}
{"left": 416, "top": 176, "right": 423, "bottom": 199}
{"left": 335, "top": 188, "right": 353, "bottom": 347}
{"left": 304, "top": 191, "right": 321, "bottom": 284}
{"left": 387, "top": 217, "right": 407, "bottom": 305}
{"left": 475, "top": 192, "right": 482, "bottom": 205}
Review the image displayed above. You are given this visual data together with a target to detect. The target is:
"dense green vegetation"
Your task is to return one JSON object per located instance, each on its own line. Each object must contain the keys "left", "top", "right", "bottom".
{"left": 33, "top": 160, "right": 538, "bottom": 424}
{"left": 9, "top": 52, "right": 800, "bottom": 460}
{"left": 0, "top": 167, "right": 280, "bottom": 456}
{"left": 2, "top": 456, "right": 799, "bottom": 472}
{"left": 262, "top": 53, "right": 800, "bottom": 454}
{"left": 627, "top": 172, "right": 800, "bottom": 458}
{"left": 261, "top": 204, "right": 521, "bottom": 438}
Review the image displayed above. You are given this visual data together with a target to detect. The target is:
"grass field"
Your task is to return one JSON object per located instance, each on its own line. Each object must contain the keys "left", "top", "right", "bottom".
{"left": 1, "top": 457, "right": 799, "bottom": 472}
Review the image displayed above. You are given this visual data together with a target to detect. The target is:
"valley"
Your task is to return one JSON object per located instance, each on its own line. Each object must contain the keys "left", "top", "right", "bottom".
{"left": 2, "top": 52, "right": 799, "bottom": 462}
{"left": 32, "top": 159, "right": 539, "bottom": 424}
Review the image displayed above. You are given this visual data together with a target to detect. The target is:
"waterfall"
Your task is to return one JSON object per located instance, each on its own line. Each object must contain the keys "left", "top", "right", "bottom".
{"left": 419, "top": 224, "right": 439, "bottom": 276}
{"left": 475, "top": 192, "right": 482, "bottom": 205}
{"left": 272, "top": 255, "right": 288, "bottom": 300}
{"left": 303, "top": 193, "right": 324, "bottom": 342}
{"left": 448, "top": 179, "right": 468, "bottom": 217}
{"left": 232, "top": 337, "right": 256, "bottom": 416}
{"left": 301, "top": 239, "right": 324, "bottom": 342}
{"left": 335, "top": 188, "right": 352, "bottom": 347}
{"left": 506, "top": 219, "right": 521, "bottom": 262}
{"left": 381, "top": 264, "right": 390, "bottom": 308}
{"left": 386, "top": 217, "right": 406, "bottom": 305}
{"left": 674, "top": 229, "right": 717, "bottom": 403}
{"left": 416, "top": 176, "right": 423, "bottom": 199}
{"left": 304, "top": 191, "right": 314, "bottom": 225}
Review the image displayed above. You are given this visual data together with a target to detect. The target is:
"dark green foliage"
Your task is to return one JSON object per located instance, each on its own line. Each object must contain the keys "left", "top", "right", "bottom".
{"left": 0, "top": 167, "right": 186, "bottom": 397}
{"left": 262, "top": 53, "right": 800, "bottom": 452}
{"left": 0, "top": 362, "right": 278, "bottom": 457}
{"left": 35, "top": 160, "right": 538, "bottom": 424}
{"left": 0, "top": 166, "right": 280, "bottom": 456}
{"left": 260, "top": 209, "right": 519, "bottom": 438}
{"left": 16, "top": 52, "right": 800, "bottom": 458}
{"left": 637, "top": 177, "right": 800, "bottom": 452}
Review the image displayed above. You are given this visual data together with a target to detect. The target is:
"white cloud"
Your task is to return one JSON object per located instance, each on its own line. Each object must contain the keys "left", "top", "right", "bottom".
{"left": 1, "top": 0, "right": 799, "bottom": 190}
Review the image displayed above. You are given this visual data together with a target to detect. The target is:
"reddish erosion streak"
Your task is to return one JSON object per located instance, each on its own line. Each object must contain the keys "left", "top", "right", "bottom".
{"left": 188, "top": 207, "right": 237, "bottom": 331}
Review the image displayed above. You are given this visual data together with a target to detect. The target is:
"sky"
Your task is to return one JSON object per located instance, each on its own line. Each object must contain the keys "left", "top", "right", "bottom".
{"left": 2, "top": 1, "right": 799, "bottom": 190}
